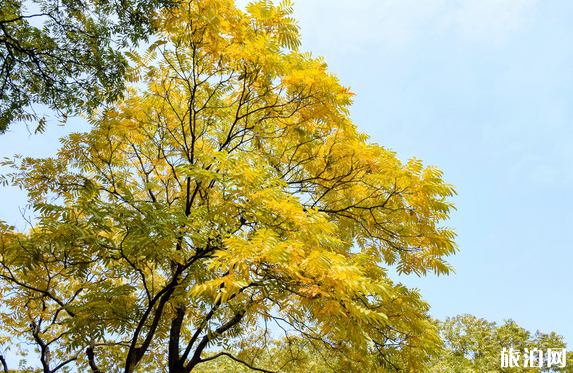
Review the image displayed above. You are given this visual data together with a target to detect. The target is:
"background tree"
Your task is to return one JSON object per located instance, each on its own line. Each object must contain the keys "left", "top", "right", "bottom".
{"left": 0, "top": 0, "right": 457, "bottom": 372}
{"left": 0, "top": 0, "right": 176, "bottom": 133}
{"left": 434, "top": 314, "right": 572, "bottom": 373}
{"left": 191, "top": 315, "right": 573, "bottom": 373}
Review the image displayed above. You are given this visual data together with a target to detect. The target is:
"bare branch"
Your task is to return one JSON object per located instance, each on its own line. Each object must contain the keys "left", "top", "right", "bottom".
{"left": 200, "top": 352, "right": 278, "bottom": 373}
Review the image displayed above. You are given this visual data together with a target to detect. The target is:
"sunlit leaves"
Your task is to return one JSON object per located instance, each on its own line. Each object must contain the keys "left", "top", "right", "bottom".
{"left": 434, "top": 314, "right": 573, "bottom": 373}
{"left": 0, "top": 1, "right": 456, "bottom": 372}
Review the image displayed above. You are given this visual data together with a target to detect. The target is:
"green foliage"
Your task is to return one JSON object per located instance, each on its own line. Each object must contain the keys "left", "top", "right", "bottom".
{"left": 0, "top": 0, "right": 176, "bottom": 132}
{"left": 434, "top": 314, "right": 572, "bottom": 373}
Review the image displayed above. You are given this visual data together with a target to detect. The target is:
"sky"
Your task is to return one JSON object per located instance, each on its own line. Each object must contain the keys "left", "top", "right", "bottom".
{"left": 1, "top": 0, "right": 572, "bottom": 354}
{"left": 287, "top": 0, "right": 573, "bottom": 345}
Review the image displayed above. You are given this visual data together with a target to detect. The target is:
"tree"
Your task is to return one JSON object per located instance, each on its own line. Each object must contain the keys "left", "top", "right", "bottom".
{"left": 190, "top": 315, "right": 573, "bottom": 373}
{"left": 434, "top": 314, "right": 572, "bottom": 373}
{"left": 0, "top": 0, "right": 176, "bottom": 133}
{"left": 0, "top": 1, "right": 457, "bottom": 372}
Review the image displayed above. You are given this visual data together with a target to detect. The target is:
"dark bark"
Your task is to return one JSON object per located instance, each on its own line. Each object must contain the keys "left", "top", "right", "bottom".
{"left": 86, "top": 342, "right": 102, "bottom": 373}
{"left": 31, "top": 320, "right": 51, "bottom": 373}
{"left": 0, "top": 354, "right": 9, "bottom": 373}
{"left": 168, "top": 305, "right": 187, "bottom": 372}
{"left": 185, "top": 310, "right": 245, "bottom": 372}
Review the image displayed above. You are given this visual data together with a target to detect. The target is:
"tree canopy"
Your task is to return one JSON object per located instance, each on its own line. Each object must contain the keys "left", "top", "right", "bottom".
{"left": 434, "top": 314, "right": 572, "bottom": 373}
{"left": 0, "top": 1, "right": 457, "bottom": 372}
{"left": 185, "top": 314, "right": 573, "bottom": 373}
{"left": 0, "top": 0, "right": 175, "bottom": 133}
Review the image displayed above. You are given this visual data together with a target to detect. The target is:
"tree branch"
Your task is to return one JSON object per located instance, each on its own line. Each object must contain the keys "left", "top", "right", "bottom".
{"left": 86, "top": 340, "right": 102, "bottom": 373}
{"left": 0, "top": 354, "right": 9, "bottom": 373}
{"left": 185, "top": 310, "right": 245, "bottom": 372}
{"left": 200, "top": 352, "right": 277, "bottom": 373}
{"left": 168, "top": 305, "right": 186, "bottom": 372}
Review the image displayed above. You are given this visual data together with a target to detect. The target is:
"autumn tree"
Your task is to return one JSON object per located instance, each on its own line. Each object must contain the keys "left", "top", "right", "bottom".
{"left": 0, "top": 0, "right": 176, "bottom": 133}
{"left": 0, "top": 0, "right": 457, "bottom": 372}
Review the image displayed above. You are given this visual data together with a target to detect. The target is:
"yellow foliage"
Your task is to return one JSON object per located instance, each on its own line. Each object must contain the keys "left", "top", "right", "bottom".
{"left": 0, "top": 1, "right": 455, "bottom": 372}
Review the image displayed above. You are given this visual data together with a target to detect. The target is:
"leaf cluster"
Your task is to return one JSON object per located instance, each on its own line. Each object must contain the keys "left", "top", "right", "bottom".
{"left": 434, "top": 314, "right": 573, "bottom": 373}
{"left": 1, "top": 1, "right": 457, "bottom": 372}
{"left": 0, "top": 0, "right": 176, "bottom": 132}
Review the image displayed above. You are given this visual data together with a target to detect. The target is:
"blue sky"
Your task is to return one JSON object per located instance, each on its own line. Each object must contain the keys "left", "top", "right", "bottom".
{"left": 1, "top": 0, "right": 572, "bottom": 352}
{"left": 286, "top": 0, "right": 573, "bottom": 344}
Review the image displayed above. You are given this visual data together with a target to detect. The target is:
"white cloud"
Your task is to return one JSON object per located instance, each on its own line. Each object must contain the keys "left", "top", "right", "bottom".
{"left": 290, "top": 0, "right": 539, "bottom": 53}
